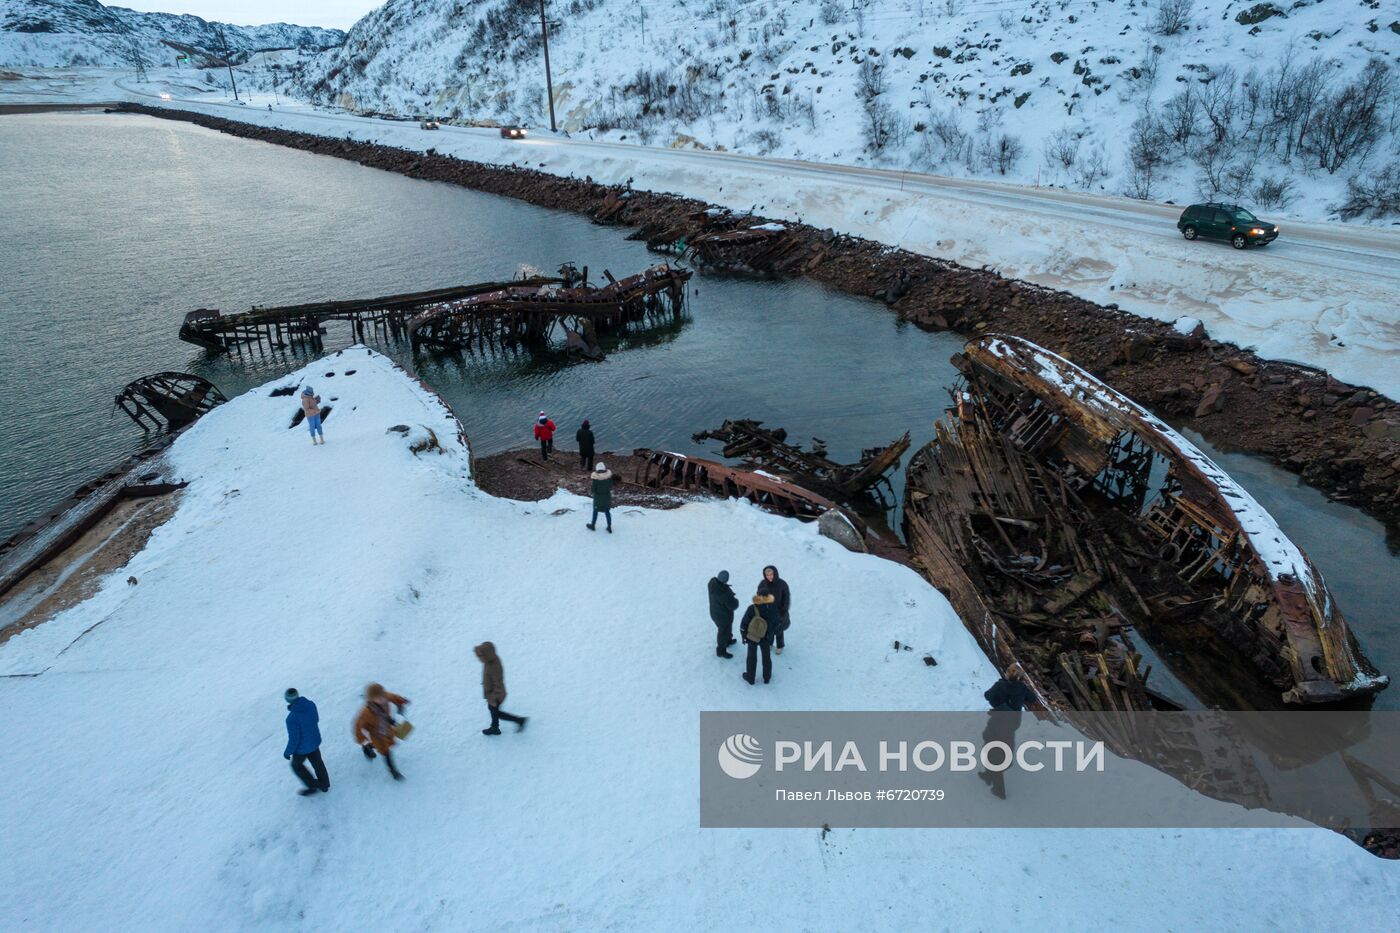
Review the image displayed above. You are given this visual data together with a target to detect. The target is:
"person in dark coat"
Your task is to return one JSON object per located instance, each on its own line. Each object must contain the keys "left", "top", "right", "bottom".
{"left": 534, "top": 411, "right": 556, "bottom": 460}
{"left": 475, "top": 641, "right": 527, "bottom": 735}
{"left": 586, "top": 462, "right": 615, "bottom": 532}
{"left": 283, "top": 688, "right": 329, "bottom": 796}
{"left": 576, "top": 420, "right": 595, "bottom": 470}
{"left": 738, "top": 584, "right": 779, "bottom": 685}
{"left": 708, "top": 570, "right": 740, "bottom": 658}
{"left": 762, "top": 565, "right": 792, "bottom": 654}
{"left": 978, "top": 665, "right": 1031, "bottom": 799}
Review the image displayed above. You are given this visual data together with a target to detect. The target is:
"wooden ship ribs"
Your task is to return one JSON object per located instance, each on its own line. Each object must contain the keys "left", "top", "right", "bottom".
{"left": 905, "top": 335, "right": 1388, "bottom": 710}
{"left": 692, "top": 419, "right": 910, "bottom": 497}
{"left": 407, "top": 264, "right": 691, "bottom": 353}
{"left": 115, "top": 372, "right": 226, "bottom": 431}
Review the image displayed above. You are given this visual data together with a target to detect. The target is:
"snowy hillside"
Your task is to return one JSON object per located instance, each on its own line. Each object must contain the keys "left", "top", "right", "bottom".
{"left": 292, "top": 0, "right": 1400, "bottom": 222}
{"left": 0, "top": 0, "right": 343, "bottom": 68}
{"left": 3, "top": 347, "right": 1398, "bottom": 928}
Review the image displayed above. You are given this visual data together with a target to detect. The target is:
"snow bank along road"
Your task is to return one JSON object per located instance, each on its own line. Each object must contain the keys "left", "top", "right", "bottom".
{"left": 14, "top": 68, "right": 1383, "bottom": 401}
{"left": 1, "top": 348, "right": 1397, "bottom": 930}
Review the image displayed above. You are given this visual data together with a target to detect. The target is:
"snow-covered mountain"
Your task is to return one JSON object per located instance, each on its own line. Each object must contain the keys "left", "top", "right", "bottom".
{"left": 0, "top": 0, "right": 344, "bottom": 68}
{"left": 291, "top": 0, "right": 1400, "bottom": 221}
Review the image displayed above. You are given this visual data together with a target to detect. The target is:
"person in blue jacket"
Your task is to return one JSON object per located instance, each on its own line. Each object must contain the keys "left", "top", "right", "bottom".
{"left": 284, "top": 688, "right": 329, "bottom": 797}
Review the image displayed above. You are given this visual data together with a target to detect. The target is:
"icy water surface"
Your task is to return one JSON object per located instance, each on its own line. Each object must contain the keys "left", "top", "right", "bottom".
{"left": 1, "top": 112, "right": 1396, "bottom": 707}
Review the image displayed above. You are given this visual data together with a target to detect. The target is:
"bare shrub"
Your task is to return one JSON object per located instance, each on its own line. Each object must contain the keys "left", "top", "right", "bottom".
{"left": 979, "top": 133, "right": 1024, "bottom": 174}
{"left": 819, "top": 0, "right": 845, "bottom": 25}
{"left": 1043, "top": 127, "right": 1080, "bottom": 172}
{"left": 1306, "top": 59, "right": 1395, "bottom": 174}
{"left": 1075, "top": 145, "right": 1110, "bottom": 188}
{"left": 1251, "top": 174, "right": 1296, "bottom": 210}
{"left": 1162, "top": 88, "right": 1199, "bottom": 150}
{"left": 929, "top": 107, "right": 971, "bottom": 163}
{"left": 1126, "top": 114, "right": 1170, "bottom": 198}
{"left": 1198, "top": 65, "right": 1238, "bottom": 143}
{"left": 1152, "top": 0, "right": 1193, "bottom": 37}
{"left": 1336, "top": 162, "right": 1400, "bottom": 220}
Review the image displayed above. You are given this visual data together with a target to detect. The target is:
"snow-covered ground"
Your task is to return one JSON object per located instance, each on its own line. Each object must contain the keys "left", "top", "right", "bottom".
{"left": 5, "top": 66, "right": 1397, "bottom": 400}
{"left": 1, "top": 348, "right": 1397, "bottom": 929}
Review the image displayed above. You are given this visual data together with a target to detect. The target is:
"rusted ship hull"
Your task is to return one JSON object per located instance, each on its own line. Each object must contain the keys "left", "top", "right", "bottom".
{"left": 904, "top": 335, "right": 1387, "bottom": 709}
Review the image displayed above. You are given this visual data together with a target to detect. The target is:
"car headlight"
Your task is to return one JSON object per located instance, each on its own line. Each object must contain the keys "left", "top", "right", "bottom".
{"left": 1250, "top": 228, "right": 1264, "bottom": 235}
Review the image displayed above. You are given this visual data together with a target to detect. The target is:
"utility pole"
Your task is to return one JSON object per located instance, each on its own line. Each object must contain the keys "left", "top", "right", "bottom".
{"left": 641, "top": 5, "right": 646, "bottom": 46}
{"left": 538, "top": 0, "right": 557, "bottom": 132}
{"left": 216, "top": 26, "right": 240, "bottom": 102}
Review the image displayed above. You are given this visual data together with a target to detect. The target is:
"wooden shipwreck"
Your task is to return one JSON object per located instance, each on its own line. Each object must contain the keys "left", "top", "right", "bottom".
{"left": 904, "top": 335, "right": 1387, "bottom": 710}
{"left": 692, "top": 419, "right": 910, "bottom": 497}
{"left": 115, "top": 372, "right": 226, "bottom": 431}
{"left": 632, "top": 448, "right": 866, "bottom": 534}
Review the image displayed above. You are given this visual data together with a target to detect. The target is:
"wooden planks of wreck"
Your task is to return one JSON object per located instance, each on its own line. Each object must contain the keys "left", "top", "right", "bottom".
{"left": 692, "top": 419, "right": 910, "bottom": 497}
{"left": 408, "top": 264, "right": 690, "bottom": 353}
{"left": 632, "top": 448, "right": 866, "bottom": 535}
{"left": 178, "top": 275, "right": 566, "bottom": 353}
{"left": 115, "top": 372, "right": 226, "bottom": 431}
{"left": 905, "top": 335, "right": 1388, "bottom": 710}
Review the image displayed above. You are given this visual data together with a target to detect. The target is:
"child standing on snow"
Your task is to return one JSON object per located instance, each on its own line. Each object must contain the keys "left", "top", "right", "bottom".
{"left": 587, "top": 461, "right": 615, "bottom": 533}
{"left": 301, "top": 386, "right": 324, "bottom": 445}
{"left": 354, "top": 683, "right": 410, "bottom": 780}
{"left": 534, "top": 411, "right": 556, "bottom": 460}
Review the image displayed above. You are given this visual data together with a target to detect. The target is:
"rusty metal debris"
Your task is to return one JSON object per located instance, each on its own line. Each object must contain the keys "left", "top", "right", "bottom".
{"left": 178, "top": 274, "right": 567, "bottom": 353}
{"left": 632, "top": 448, "right": 866, "bottom": 535}
{"left": 408, "top": 264, "right": 690, "bottom": 354}
{"left": 692, "top": 419, "right": 910, "bottom": 497}
{"left": 115, "top": 372, "right": 227, "bottom": 431}
{"left": 905, "top": 335, "right": 1387, "bottom": 711}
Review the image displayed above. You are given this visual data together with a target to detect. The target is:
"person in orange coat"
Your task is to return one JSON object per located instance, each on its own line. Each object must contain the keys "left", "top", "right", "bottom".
{"left": 354, "top": 682, "right": 410, "bottom": 781}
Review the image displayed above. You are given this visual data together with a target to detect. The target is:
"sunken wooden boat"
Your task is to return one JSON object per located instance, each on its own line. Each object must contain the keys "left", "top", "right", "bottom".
{"left": 904, "top": 335, "right": 1387, "bottom": 709}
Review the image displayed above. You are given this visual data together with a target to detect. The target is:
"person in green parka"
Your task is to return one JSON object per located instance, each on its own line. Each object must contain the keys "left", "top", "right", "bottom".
{"left": 586, "top": 461, "right": 615, "bottom": 533}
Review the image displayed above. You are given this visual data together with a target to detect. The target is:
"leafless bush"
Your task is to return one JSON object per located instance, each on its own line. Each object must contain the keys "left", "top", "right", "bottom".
{"left": 820, "top": 0, "right": 845, "bottom": 24}
{"left": 748, "top": 128, "right": 783, "bottom": 154}
{"left": 1126, "top": 114, "right": 1169, "bottom": 198}
{"left": 1336, "top": 162, "right": 1400, "bottom": 220}
{"left": 1193, "top": 141, "right": 1229, "bottom": 197}
{"left": 1251, "top": 174, "right": 1295, "bottom": 210}
{"left": 929, "top": 107, "right": 971, "bottom": 163}
{"left": 1074, "top": 145, "right": 1110, "bottom": 188}
{"left": 1043, "top": 127, "right": 1080, "bottom": 172}
{"left": 1152, "top": 0, "right": 1193, "bottom": 37}
{"left": 1162, "top": 88, "right": 1199, "bottom": 150}
{"left": 1306, "top": 60, "right": 1395, "bottom": 174}
{"left": 979, "top": 133, "right": 1024, "bottom": 174}
{"left": 1198, "top": 66, "right": 1238, "bottom": 143}
{"left": 857, "top": 58, "right": 886, "bottom": 102}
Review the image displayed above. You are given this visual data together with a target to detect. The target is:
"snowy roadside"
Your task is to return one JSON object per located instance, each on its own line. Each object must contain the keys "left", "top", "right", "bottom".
{"left": 0, "top": 348, "right": 1396, "bottom": 929}
{"left": 5, "top": 67, "right": 1397, "bottom": 399}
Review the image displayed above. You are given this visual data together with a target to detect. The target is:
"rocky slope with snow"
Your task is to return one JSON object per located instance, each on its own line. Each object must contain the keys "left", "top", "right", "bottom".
{"left": 0, "top": 0, "right": 343, "bottom": 69}
{"left": 291, "top": 0, "right": 1400, "bottom": 222}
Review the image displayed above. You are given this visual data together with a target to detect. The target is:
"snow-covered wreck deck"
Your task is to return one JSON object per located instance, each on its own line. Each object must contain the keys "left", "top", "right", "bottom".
{"left": 1, "top": 348, "right": 1397, "bottom": 929}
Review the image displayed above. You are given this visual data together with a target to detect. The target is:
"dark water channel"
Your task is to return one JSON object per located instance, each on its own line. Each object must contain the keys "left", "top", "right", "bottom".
{"left": 1, "top": 112, "right": 1395, "bottom": 708}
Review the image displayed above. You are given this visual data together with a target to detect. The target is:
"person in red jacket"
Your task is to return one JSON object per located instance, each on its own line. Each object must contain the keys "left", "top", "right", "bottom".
{"left": 533, "top": 411, "right": 556, "bottom": 460}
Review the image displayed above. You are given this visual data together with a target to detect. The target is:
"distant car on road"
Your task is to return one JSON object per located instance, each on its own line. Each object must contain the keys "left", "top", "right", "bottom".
{"left": 1177, "top": 202, "right": 1279, "bottom": 249}
{"left": 419, "top": 119, "right": 440, "bottom": 130}
{"left": 500, "top": 125, "right": 527, "bottom": 139}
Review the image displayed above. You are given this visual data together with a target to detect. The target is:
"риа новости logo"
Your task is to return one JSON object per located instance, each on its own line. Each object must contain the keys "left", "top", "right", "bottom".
{"left": 718, "top": 733, "right": 763, "bottom": 779}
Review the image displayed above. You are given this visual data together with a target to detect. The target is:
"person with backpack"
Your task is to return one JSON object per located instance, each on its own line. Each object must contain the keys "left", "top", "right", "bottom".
{"left": 475, "top": 642, "right": 528, "bottom": 735}
{"left": 354, "top": 683, "right": 410, "bottom": 781}
{"left": 762, "top": 565, "right": 791, "bottom": 655}
{"left": 283, "top": 688, "right": 329, "bottom": 797}
{"left": 534, "top": 411, "right": 556, "bottom": 461}
{"left": 708, "top": 570, "right": 740, "bottom": 658}
{"left": 576, "top": 419, "right": 595, "bottom": 470}
{"left": 587, "top": 461, "right": 615, "bottom": 532}
{"left": 738, "top": 583, "right": 778, "bottom": 685}
{"left": 300, "top": 386, "right": 324, "bottom": 445}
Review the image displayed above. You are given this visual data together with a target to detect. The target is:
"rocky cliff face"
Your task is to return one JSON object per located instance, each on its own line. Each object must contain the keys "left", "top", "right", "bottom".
{"left": 0, "top": 0, "right": 344, "bottom": 68}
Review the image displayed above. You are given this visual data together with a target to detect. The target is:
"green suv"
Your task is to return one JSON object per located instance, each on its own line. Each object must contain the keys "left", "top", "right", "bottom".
{"left": 1177, "top": 202, "right": 1279, "bottom": 249}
